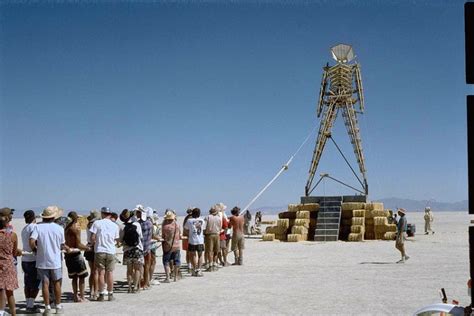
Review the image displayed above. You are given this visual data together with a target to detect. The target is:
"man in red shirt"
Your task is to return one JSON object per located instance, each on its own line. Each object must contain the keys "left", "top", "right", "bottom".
{"left": 218, "top": 209, "right": 229, "bottom": 267}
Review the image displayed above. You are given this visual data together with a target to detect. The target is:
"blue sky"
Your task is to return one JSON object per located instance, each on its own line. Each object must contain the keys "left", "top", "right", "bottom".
{"left": 0, "top": 0, "right": 469, "bottom": 213}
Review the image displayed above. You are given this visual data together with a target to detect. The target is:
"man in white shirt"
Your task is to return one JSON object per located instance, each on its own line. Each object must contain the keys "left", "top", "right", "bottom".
{"left": 185, "top": 208, "right": 206, "bottom": 276}
{"left": 30, "top": 206, "right": 70, "bottom": 315}
{"left": 21, "top": 210, "right": 40, "bottom": 312}
{"left": 89, "top": 207, "right": 119, "bottom": 302}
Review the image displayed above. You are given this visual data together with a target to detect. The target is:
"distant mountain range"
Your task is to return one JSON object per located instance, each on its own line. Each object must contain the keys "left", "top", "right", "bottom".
{"left": 253, "top": 198, "right": 468, "bottom": 214}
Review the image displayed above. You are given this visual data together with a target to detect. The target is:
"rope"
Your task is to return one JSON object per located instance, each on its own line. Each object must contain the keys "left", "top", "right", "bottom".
{"left": 239, "top": 125, "right": 318, "bottom": 215}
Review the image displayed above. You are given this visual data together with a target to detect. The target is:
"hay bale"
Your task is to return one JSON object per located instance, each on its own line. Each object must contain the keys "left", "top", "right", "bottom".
{"left": 365, "top": 218, "right": 374, "bottom": 226}
{"left": 383, "top": 232, "right": 397, "bottom": 240}
{"left": 374, "top": 225, "right": 388, "bottom": 234}
{"left": 77, "top": 216, "right": 88, "bottom": 230}
{"left": 342, "top": 202, "right": 366, "bottom": 211}
{"left": 371, "top": 210, "right": 388, "bottom": 217}
{"left": 364, "top": 209, "right": 374, "bottom": 219}
{"left": 348, "top": 233, "right": 363, "bottom": 241}
{"left": 262, "top": 234, "right": 275, "bottom": 241}
{"left": 373, "top": 216, "right": 388, "bottom": 226}
{"left": 366, "top": 202, "right": 384, "bottom": 211}
{"left": 266, "top": 226, "right": 287, "bottom": 235}
{"left": 365, "top": 231, "right": 375, "bottom": 240}
{"left": 278, "top": 211, "right": 297, "bottom": 219}
{"left": 352, "top": 209, "right": 365, "bottom": 218}
{"left": 351, "top": 217, "right": 364, "bottom": 226}
{"left": 288, "top": 204, "right": 300, "bottom": 212}
{"left": 275, "top": 233, "right": 287, "bottom": 241}
{"left": 296, "top": 211, "right": 310, "bottom": 219}
{"left": 261, "top": 220, "right": 276, "bottom": 225}
{"left": 294, "top": 219, "right": 310, "bottom": 228}
{"left": 277, "top": 219, "right": 290, "bottom": 229}
{"left": 287, "top": 234, "right": 303, "bottom": 242}
{"left": 350, "top": 225, "right": 365, "bottom": 234}
{"left": 291, "top": 225, "right": 308, "bottom": 236}
{"left": 300, "top": 203, "right": 319, "bottom": 212}
{"left": 386, "top": 224, "right": 397, "bottom": 232}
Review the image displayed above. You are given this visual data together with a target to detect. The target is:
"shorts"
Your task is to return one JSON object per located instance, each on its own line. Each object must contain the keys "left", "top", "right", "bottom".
{"left": 123, "top": 248, "right": 144, "bottom": 266}
{"left": 21, "top": 261, "right": 40, "bottom": 290}
{"left": 37, "top": 268, "right": 62, "bottom": 282}
{"left": 95, "top": 253, "right": 116, "bottom": 272}
{"left": 188, "top": 244, "right": 204, "bottom": 253}
{"left": 182, "top": 239, "right": 189, "bottom": 251}
{"left": 220, "top": 239, "right": 227, "bottom": 250}
{"left": 204, "top": 234, "right": 219, "bottom": 254}
{"left": 65, "top": 253, "right": 89, "bottom": 279}
{"left": 162, "top": 250, "right": 181, "bottom": 266}
{"left": 231, "top": 233, "right": 245, "bottom": 251}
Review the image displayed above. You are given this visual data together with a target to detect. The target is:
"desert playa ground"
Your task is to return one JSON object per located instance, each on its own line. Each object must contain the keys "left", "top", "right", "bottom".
{"left": 10, "top": 211, "right": 471, "bottom": 315}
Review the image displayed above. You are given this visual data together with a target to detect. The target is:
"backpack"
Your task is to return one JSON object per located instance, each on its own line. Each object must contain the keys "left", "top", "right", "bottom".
{"left": 123, "top": 223, "right": 140, "bottom": 247}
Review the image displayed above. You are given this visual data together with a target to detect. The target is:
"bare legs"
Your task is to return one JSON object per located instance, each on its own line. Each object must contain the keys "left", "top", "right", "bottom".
{"left": 0, "top": 289, "right": 16, "bottom": 316}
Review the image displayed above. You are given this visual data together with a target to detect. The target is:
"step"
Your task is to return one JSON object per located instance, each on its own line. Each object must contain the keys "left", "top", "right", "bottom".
{"left": 317, "top": 218, "right": 340, "bottom": 224}
{"left": 315, "top": 223, "right": 339, "bottom": 230}
{"left": 314, "top": 228, "right": 339, "bottom": 235}
{"left": 318, "top": 212, "right": 340, "bottom": 218}
{"left": 314, "top": 235, "right": 338, "bottom": 242}
{"left": 319, "top": 201, "right": 342, "bottom": 207}
{"left": 319, "top": 206, "right": 341, "bottom": 211}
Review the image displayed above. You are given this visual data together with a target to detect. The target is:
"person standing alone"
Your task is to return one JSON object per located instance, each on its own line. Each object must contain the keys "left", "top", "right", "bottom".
{"left": 395, "top": 208, "right": 410, "bottom": 263}
{"left": 424, "top": 207, "right": 435, "bottom": 235}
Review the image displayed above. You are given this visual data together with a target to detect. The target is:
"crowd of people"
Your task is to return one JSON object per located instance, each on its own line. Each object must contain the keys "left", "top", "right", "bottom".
{"left": 0, "top": 203, "right": 245, "bottom": 316}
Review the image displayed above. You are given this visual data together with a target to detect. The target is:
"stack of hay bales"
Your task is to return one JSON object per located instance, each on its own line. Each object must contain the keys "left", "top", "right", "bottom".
{"left": 77, "top": 216, "right": 88, "bottom": 230}
{"left": 265, "top": 218, "right": 290, "bottom": 241}
{"left": 372, "top": 209, "right": 397, "bottom": 240}
{"left": 348, "top": 209, "right": 365, "bottom": 241}
{"left": 263, "top": 203, "right": 319, "bottom": 242}
{"left": 289, "top": 211, "right": 310, "bottom": 242}
{"left": 340, "top": 202, "right": 366, "bottom": 240}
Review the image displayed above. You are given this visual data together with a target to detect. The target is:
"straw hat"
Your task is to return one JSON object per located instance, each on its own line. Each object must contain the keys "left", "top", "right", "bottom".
{"left": 87, "top": 210, "right": 100, "bottom": 222}
{"left": 0, "top": 207, "right": 12, "bottom": 216}
{"left": 41, "top": 206, "right": 62, "bottom": 219}
{"left": 164, "top": 209, "right": 176, "bottom": 220}
{"left": 397, "top": 208, "right": 406, "bottom": 215}
{"left": 210, "top": 206, "right": 218, "bottom": 215}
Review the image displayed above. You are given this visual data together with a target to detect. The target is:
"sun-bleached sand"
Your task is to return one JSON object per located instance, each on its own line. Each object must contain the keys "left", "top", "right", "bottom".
{"left": 9, "top": 211, "right": 471, "bottom": 315}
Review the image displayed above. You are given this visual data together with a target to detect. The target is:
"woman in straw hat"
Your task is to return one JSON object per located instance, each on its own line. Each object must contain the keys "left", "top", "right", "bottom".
{"left": 0, "top": 208, "right": 19, "bottom": 316}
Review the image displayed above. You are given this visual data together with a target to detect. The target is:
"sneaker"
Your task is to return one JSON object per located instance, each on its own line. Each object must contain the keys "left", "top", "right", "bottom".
{"left": 396, "top": 259, "right": 405, "bottom": 264}
{"left": 108, "top": 294, "right": 115, "bottom": 302}
{"left": 150, "top": 279, "right": 160, "bottom": 286}
{"left": 205, "top": 266, "right": 213, "bottom": 272}
{"left": 97, "top": 294, "right": 105, "bottom": 302}
{"left": 56, "top": 306, "right": 64, "bottom": 315}
{"left": 42, "top": 308, "right": 52, "bottom": 316}
{"left": 404, "top": 255, "right": 410, "bottom": 261}
{"left": 196, "top": 270, "right": 204, "bottom": 277}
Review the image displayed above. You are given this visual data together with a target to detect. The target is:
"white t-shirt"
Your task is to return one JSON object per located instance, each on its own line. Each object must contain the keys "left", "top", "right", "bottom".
{"left": 120, "top": 222, "right": 143, "bottom": 252}
{"left": 21, "top": 223, "right": 37, "bottom": 262}
{"left": 30, "top": 222, "right": 65, "bottom": 269}
{"left": 89, "top": 218, "right": 119, "bottom": 255}
{"left": 185, "top": 218, "right": 206, "bottom": 245}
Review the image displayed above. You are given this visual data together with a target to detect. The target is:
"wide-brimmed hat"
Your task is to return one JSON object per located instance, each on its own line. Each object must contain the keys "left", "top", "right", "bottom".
{"left": 214, "top": 203, "right": 227, "bottom": 212}
{"left": 87, "top": 210, "right": 101, "bottom": 222}
{"left": 145, "top": 207, "right": 154, "bottom": 219}
{"left": 120, "top": 209, "right": 132, "bottom": 223}
{"left": 164, "top": 209, "right": 176, "bottom": 220}
{"left": 41, "top": 206, "right": 62, "bottom": 219}
{"left": 397, "top": 208, "right": 406, "bottom": 215}
{"left": 0, "top": 207, "right": 12, "bottom": 216}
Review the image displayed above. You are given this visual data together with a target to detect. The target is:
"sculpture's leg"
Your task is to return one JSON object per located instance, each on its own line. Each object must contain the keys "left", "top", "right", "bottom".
{"left": 306, "top": 102, "right": 338, "bottom": 195}
{"left": 341, "top": 104, "right": 368, "bottom": 193}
